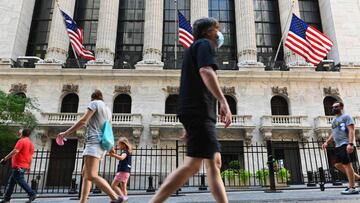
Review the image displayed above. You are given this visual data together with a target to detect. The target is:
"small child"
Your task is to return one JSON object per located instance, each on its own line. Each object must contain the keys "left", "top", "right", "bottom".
{"left": 109, "top": 137, "right": 132, "bottom": 202}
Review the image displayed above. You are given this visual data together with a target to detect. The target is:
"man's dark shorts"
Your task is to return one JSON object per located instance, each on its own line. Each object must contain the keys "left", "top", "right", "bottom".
{"left": 179, "top": 116, "right": 220, "bottom": 159}
{"left": 334, "top": 144, "right": 357, "bottom": 164}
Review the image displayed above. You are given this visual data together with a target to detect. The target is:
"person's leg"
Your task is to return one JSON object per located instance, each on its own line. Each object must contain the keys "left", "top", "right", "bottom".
{"left": 80, "top": 157, "right": 94, "bottom": 203}
{"left": 149, "top": 157, "right": 203, "bottom": 203}
{"left": 335, "top": 163, "right": 360, "bottom": 180}
{"left": 119, "top": 181, "right": 127, "bottom": 196}
{"left": 83, "top": 156, "right": 118, "bottom": 200}
{"left": 14, "top": 169, "right": 36, "bottom": 197}
{"left": 111, "top": 179, "right": 123, "bottom": 196}
{"left": 204, "top": 152, "right": 228, "bottom": 203}
{"left": 3, "top": 169, "right": 17, "bottom": 201}
{"left": 343, "top": 163, "right": 356, "bottom": 188}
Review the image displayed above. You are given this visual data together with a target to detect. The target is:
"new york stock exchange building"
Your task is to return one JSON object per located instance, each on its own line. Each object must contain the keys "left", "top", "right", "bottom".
{"left": 1, "top": 0, "right": 360, "bottom": 193}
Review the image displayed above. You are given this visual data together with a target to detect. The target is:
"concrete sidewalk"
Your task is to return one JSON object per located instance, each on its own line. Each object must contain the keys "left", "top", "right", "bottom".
{"left": 6, "top": 188, "right": 360, "bottom": 203}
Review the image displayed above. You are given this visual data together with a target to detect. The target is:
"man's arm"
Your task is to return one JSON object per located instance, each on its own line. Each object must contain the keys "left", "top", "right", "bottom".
{"left": 347, "top": 124, "right": 356, "bottom": 153}
{"left": 1, "top": 148, "right": 19, "bottom": 162}
{"left": 322, "top": 134, "right": 333, "bottom": 150}
{"left": 199, "top": 66, "right": 232, "bottom": 127}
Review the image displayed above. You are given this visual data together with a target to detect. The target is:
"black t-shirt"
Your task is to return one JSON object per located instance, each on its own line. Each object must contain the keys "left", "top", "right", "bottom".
{"left": 177, "top": 38, "right": 219, "bottom": 122}
{"left": 117, "top": 150, "right": 132, "bottom": 173}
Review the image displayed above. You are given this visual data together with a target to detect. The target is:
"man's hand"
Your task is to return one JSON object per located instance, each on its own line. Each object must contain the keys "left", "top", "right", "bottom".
{"left": 321, "top": 142, "right": 328, "bottom": 150}
{"left": 219, "top": 99, "right": 232, "bottom": 128}
{"left": 347, "top": 144, "right": 354, "bottom": 154}
{"left": 180, "top": 128, "right": 187, "bottom": 141}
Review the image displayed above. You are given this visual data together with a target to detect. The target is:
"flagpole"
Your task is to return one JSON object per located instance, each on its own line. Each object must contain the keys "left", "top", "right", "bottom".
{"left": 55, "top": 0, "right": 82, "bottom": 68}
{"left": 272, "top": 0, "right": 295, "bottom": 67}
{"left": 174, "top": 0, "right": 178, "bottom": 70}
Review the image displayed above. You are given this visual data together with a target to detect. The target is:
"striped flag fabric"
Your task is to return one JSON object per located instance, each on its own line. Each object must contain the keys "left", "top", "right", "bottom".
{"left": 60, "top": 9, "right": 95, "bottom": 61}
{"left": 285, "top": 14, "right": 333, "bottom": 65}
{"left": 178, "top": 11, "right": 193, "bottom": 48}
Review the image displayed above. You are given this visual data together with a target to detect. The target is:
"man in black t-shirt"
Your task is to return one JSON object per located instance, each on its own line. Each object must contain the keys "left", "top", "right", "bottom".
{"left": 150, "top": 17, "right": 232, "bottom": 203}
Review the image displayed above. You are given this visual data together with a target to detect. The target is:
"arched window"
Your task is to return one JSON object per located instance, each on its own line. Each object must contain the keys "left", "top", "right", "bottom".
{"left": 14, "top": 92, "right": 27, "bottom": 112}
{"left": 299, "top": 0, "right": 322, "bottom": 31}
{"left": 61, "top": 93, "right": 79, "bottom": 113}
{"left": 323, "top": 96, "right": 339, "bottom": 116}
{"left": 209, "top": 0, "right": 237, "bottom": 70}
{"left": 271, "top": 96, "right": 289, "bottom": 115}
{"left": 113, "top": 94, "right": 132, "bottom": 113}
{"left": 218, "top": 95, "right": 237, "bottom": 115}
{"left": 165, "top": 95, "right": 178, "bottom": 114}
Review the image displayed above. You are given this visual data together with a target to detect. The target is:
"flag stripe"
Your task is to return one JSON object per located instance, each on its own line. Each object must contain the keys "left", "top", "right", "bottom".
{"left": 60, "top": 9, "right": 95, "bottom": 61}
{"left": 178, "top": 11, "right": 193, "bottom": 48}
{"left": 285, "top": 14, "right": 333, "bottom": 66}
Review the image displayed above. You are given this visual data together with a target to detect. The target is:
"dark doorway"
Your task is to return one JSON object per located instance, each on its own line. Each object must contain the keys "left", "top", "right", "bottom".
{"left": 61, "top": 93, "right": 79, "bottom": 113}
{"left": 272, "top": 141, "right": 303, "bottom": 184}
{"left": 219, "top": 141, "right": 244, "bottom": 171}
{"left": 46, "top": 139, "right": 78, "bottom": 187}
{"left": 271, "top": 96, "right": 289, "bottom": 115}
{"left": 113, "top": 94, "right": 132, "bottom": 113}
{"left": 165, "top": 95, "right": 178, "bottom": 114}
{"left": 323, "top": 96, "right": 339, "bottom": 116}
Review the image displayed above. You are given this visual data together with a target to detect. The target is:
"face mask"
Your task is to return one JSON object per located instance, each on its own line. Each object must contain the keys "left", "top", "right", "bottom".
{"left": 216, "top": 31, "right": 224, "bottom": 48}
{"left": 332, "top": 107, "right": 341, "bottom": 114}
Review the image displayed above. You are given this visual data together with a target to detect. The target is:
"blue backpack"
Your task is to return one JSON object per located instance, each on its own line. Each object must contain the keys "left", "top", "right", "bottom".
{"left": 100, "top": 112, "right": 115, "bottom": 151}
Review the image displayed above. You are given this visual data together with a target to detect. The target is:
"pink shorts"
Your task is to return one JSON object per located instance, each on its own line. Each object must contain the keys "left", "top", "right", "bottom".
{"left": 114, "top": 172, "right": 130, "bottom": 182}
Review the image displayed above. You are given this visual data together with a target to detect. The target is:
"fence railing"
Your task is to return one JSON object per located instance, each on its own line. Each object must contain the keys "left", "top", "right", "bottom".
{"left": 261, "top": 115, "right": 309, "bottom": 127}
{"left": 1, "top": 140, "right": 359, "bottom": 196}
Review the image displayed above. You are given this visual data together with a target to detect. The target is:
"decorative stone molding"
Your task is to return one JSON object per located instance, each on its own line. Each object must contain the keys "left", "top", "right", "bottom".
{"left": 96, "top": 48, "right": 115, "bottom": 58}
{"left": 166, "top": 86, "right": 179, "bottom": 95}
{"left": 323, "top": 87, "right": 339, "bottom": 96}
{"left": 0, "top": 58, "right": 13, "bottom": 65}
{"left": 151, "top": 128, "right": 160, "bottom": 144}
{"left": 114, "top": 85, "right": 131, "bottom": 94}
{"left": 76, "top": 130, "right": 85, "bottom": 148}
{"left": 9, "top": 83, "right": 27, "bottom": 93}
{"left": 87, "top": 59, "right": 113, "bottom": 65}
{"left": 245, "top": 129, "right": 253, "bottom": 145}
{"left": 237, "top": 49, "right": 257, "bottom": 58}
{"left": 35, "top": 129, "right": 48, "bottom": 147}
{"left": 143, "top": 48, "right": 162, "bottom": 56}
{"left": 262, "top": 129, "right": 273, "bottom": 141}
{"left": 221, "top": 86, "right": 235, "bottom": 95}
{"left": 272, "top": 86, "right": 288, "bottom": 96}
{"left": 132, "top": 127, "right": 142, "bottom": 145}
{"left": 46, "top": 47, "right": 68, "bottom": 58}
{"left": 62, "top": 84, "right": 79, "bottom": 93}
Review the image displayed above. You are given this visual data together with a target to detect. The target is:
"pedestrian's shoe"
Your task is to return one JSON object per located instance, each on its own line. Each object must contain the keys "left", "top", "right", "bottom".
{"left": 25, "top": 194, "right": 37, "bottom": 203}
{"left": 110, "top": 196, "right": 124, "bottom": 203}
{"left": 341, "top": 187, "right": 359, "bottom": 195}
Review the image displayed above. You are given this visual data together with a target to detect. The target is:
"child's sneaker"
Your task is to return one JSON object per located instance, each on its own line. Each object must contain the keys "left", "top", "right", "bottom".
{"left": 341, "top": 187, "right": 359, "bottom": 195}
{"left": 110, "top": 196, "right": 124, "bottom": 203}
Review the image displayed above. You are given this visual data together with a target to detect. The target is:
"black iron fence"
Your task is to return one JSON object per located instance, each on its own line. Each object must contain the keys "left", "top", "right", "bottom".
{"left": 0, "top": 139, "right": 359, "bottom": 195}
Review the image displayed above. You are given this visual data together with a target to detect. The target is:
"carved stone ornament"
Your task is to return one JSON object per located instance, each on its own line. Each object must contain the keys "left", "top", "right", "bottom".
{"left": 144, "top": 48, "right": 162, "bottom": 56}
{"left": 62, "top": 84, "right": 79, "bottom": 93}
{"left": 323, "top": 87, "right": 339, "bottom": 96}
{"left": 237, "top": 49, "right": 256, "bottom": 58}
{"left": 221, "top": 86, "right": 235, "bottom": 95}
{"left": 114, "top": 85, "right": 131, "bottom": 94}
{"left": 166, "top": 86, "right": 179, "bottom": 94}
{"left": 272, "top": 86, "right": 288, "bottom": 96}
{"left": 9, "top": 83, "right": 27, "bottom": 93}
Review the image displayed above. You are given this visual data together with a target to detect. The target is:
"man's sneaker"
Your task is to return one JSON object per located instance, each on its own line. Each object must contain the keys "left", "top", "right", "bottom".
{"left": 25, "top": 194, "right": 37, "bottom": 203}
{"left": 110, "top": 196, "right": 124, "bottom": 203}
{"left": 341, "top": 187, "right": 359, "bottom": 195}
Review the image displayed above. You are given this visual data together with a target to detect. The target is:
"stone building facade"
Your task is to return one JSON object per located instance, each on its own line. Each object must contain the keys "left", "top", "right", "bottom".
{"left": 1, "top": 0, "right": 360, "bottom": 188}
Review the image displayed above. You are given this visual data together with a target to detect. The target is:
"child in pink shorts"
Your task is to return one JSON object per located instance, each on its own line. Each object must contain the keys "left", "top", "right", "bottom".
{"left": 109, "top": 137, "right": 132, "bottom": 202}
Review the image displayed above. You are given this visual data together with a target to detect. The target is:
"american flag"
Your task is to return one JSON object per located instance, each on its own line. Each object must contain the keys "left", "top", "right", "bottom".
{"left": 178, "top": 11, "right": 193, "bottom": 48}
{"left": 60, "top": 9, "right": 95, "bottom": 60}
{"left": 285, "top": 14, "right": 333, "bottom": 65}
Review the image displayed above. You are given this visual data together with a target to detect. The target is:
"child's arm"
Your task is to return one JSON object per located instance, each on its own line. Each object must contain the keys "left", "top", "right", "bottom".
{"left": 110, "top": 152, "right": 127, "bottom": 161}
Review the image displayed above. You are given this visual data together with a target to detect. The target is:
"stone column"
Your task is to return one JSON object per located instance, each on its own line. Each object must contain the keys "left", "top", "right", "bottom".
{"left": 135, "top": 0, "right": 164, "bottom": 69}
{"left": 234, "top": 0, "right": 263, "bottom": 68}
{"left": 92, "top": 0, "right": 119, "bottom": 65}
{"left": 190, "top": 0, "right": 208, "bottom": 24}
{"left": 45, "top": 0, "right": 76, "bottom": 63}
{"left": 278, "top": 0, "right": 307, "bottom": 66}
